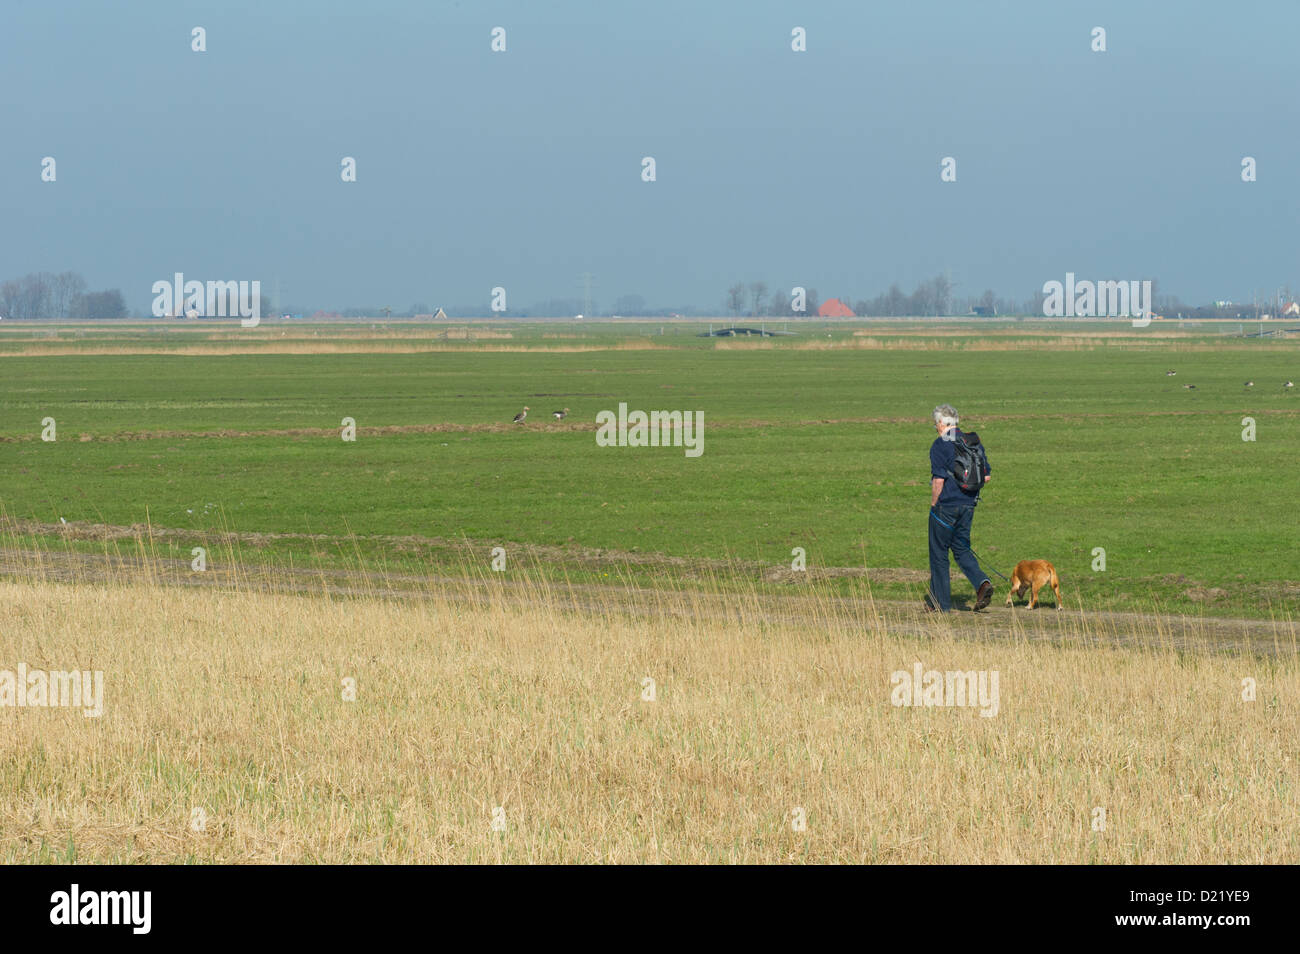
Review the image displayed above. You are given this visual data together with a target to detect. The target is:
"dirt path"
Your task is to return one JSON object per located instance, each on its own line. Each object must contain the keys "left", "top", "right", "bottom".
{"left": 1, "top": 530, "right": 1293, "bottom": 657}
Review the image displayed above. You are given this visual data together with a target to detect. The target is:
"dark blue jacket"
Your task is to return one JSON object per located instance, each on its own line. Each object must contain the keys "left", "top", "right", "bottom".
{"left": 930, "top": 428, "right": 991, "bottom": 507}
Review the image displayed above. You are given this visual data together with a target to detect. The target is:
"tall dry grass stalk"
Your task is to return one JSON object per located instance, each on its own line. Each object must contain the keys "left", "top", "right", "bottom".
{"left": 716, "top": 335, "right": 1291, "bottom": 352}
{"left": 0, "top": 545, "right": 1295, "bottom": 863}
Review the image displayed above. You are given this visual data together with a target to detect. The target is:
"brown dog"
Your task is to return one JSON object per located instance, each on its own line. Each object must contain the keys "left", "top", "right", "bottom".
{"left": 1004, "top": 560, "right": 1062, "bottom": 610}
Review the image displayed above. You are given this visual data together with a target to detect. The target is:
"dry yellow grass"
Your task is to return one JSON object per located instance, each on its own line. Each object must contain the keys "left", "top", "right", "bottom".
{"left": 716, "top": 334, "right": 1292, "bottom": 352}
{"left": 3, "top": 319, "right": 1287, "bottom": 356}
{"left": 0, "top": 563, "right": 1295, "bottom": 864}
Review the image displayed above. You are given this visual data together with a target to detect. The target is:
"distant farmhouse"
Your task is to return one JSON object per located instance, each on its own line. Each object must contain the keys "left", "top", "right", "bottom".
{"left": 818, "top": 297, "right": 855, "bottom": 318}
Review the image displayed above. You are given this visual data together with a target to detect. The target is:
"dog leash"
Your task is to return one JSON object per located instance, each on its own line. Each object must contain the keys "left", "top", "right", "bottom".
{"left": 930, "top": 509, "right": 1010, "bottom": 582}
{"left": 970, "top": 546, "right": 1010, "bottom": 582}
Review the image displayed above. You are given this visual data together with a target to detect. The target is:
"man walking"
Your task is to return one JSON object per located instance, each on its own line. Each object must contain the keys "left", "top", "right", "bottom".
{"left": 926, "top": 404, "right": 993, "bottom": 612}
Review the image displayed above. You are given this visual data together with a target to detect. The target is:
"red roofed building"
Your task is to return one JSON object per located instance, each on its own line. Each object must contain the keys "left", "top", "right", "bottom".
{"left": 818, "top": 297, "right": 855, "bottom": 317}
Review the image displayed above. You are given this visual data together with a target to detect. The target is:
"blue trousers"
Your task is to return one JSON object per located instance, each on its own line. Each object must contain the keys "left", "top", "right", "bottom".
{"left": 927, "top": 503, "right": 989, "bottom": 611}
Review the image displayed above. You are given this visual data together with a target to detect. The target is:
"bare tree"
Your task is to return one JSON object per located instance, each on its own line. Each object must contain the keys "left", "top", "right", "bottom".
{"left": 802, "top": 287, "right": 819, "bottom": 317}
{"left": 910, "top": 280, "right": 935, "bottom": 317}
{"left": 50, "top": 271, "right": 86, "bottom": 318}
{"left": 0, "top": 280, "right": 19, "bottom": 318}
{"left": 78, "top": 289, "right": 127, "bottom": 319}
{"left": 1027, "top": 287, "right": 1046, "bottom": 315}
{"left": 726, "top": 283, "right": 745, "bottom": 317}
{"left": 767, "top": 287, "right": 791, "bottom": 316}
{"left": 16, "top": 272, "right": 52, "bottom": 318}
{"left": 932, "top": 274, "right": 952, "bottom": 316}
{"left": 612, "top": 294, "right": 646, "bottom": 315}
{"left": 748, "top": 281, "right": 767, "bottom": 318}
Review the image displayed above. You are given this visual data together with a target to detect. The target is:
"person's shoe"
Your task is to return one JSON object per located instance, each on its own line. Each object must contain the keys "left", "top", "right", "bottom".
{"left": 974, "top": 580, "right": 993, "bottom": 611}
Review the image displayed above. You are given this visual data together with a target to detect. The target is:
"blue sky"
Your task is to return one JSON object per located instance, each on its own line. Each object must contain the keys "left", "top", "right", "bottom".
{"left": 3, "top": 0, "right": 1297, "bottom": 313}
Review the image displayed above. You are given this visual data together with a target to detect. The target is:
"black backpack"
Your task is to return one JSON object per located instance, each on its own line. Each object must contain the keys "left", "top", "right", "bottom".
{"left": 950, "top": 430, "right": 989, "bottom": 496}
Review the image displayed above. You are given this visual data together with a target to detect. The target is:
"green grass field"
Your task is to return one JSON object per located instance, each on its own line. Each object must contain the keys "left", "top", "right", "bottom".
{"left": 1, "top": 319, "right": 1296, "bottom": 618}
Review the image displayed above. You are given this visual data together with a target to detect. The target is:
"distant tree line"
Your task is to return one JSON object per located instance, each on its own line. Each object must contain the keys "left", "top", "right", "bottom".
{"left": 722, "top": 277, "right": 1039, "bottom": 318}
{"left": 1154, "top": 286, "right": 1297, "bottom": 320}
{"left": 852, "top": 276, "right": 954, "bottom": 317}
{"left": 726, "top": 282, "right": 821, "bottom": 317}
{"left": 0, "top": 271, "right": 127, "bottom": 319}
{"left": 431, "top": 297, "right": 710, "bottom": 318}
{"left": 718, "top": 277, "right": 1193, "bottom": 318}
{"left": 855, "top": 281, "right": 1030, "bottom": 318}
{"left": 10, "top": 271, "right": 1292, "bottom": 322}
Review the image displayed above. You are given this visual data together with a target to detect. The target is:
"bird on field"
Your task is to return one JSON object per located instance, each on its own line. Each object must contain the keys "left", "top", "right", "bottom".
{"left": 1183, "top": 383, "right": 1197, "bottom": 390}
{"left": 552, "top": 408, "right": 569, "bottom": 421}
{"left": 1244, "top": 381, "right": 1254, "bottom": 388}
{"left": 1165, "top": 370, "right": 1177, "bottom": 376}
{"left": 1286, "top": 381, "right": 1295, "bottom": 390}
{"left": 512, "top": 406, "right": 529, "bottom": 423}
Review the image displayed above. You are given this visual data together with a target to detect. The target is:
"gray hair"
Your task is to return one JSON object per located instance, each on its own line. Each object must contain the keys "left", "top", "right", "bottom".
{"left": 932, "top": 404, "right": 959, "bottom": 428}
